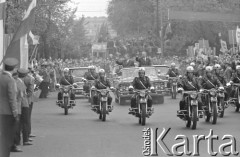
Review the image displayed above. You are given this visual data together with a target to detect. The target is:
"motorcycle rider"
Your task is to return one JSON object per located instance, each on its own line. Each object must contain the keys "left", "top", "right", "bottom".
{"left": 202, "top": 66, "right": 222, "bottom": 89}
{"left": 57, "top": 68, "right": 75, "bottom": 103}
{"left": 177, "top": 66, "right": 203, "bottom": 116}
{"left": 214, "top": 64, "right": 229, "bottom": 101}
{"left": 228, "top": 65, "right": 240, "bottom": 112}
{"left": 166, "top": 63, "right": 179, "bottom": 88}
{"left": 129, "top": 68, "right": 154, "bottom": 114}
{"left": 92, "top": 69, "right": 114, "bottom": 111}
{"left": 83, "top": 65, "right": 99, "bottom": 93}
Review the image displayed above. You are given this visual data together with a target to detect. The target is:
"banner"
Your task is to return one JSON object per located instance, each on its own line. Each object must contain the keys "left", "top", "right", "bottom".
{"left": 0, "top": 0, "right": 5, "bottom": 68}
{"left": 236, "top": 26, "right": 240, "bottom": 44}
{"left": 220, "top": 39, "right": 228, "bottom": 53}
{"left": 228, "top": 30, "right": 237, "bottom": 44}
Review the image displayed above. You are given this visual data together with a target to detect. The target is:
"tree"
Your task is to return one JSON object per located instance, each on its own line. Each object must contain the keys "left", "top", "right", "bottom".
{"left": 97, "top": 22, "right": 109, "bottom": 43}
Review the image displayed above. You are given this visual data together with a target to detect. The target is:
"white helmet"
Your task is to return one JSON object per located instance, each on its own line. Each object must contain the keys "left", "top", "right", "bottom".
{"left": 99, "top": 69, "right": 105, "bottom": 74}
{"left": 88, "top": 65, "right": 95, "bottom": 69}
{"left": 205, "top": 66, "right": 213, "bottom": 72}
{"left": 190, "top": 62, "right": 195, "bottom": 67}
{"left": 236, "top": 65, "right": 240, "bottom": 70}
{"left": 214, "top": 64, "right": 221, "bottom": 70}
{"left": 63, "top": 68, "right": 69, "bottom": 73}
{"left": 139, "top": 67, "right": 145, "bottom": 73}
{"left": 186, "top": 66, "right": 194, "bottom": 72}
{"left": 171, "top": 63, "right": 176, "bottom": 67}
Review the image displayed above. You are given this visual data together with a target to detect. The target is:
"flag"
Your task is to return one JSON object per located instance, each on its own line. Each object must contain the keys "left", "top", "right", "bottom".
{"left": 236, "top": 26, "right": 240, "bottom": 44}
{"left": 29, "top": 31, "right": 39, "bottom": 45}
{"left": 164, "top": 23, "right": 172, "bottom": 39}
{"left": 0, "top": 0, "right": 5, "bottom": 69}
{"left": 4, "top": 0, "right": 36, "bottom": 69}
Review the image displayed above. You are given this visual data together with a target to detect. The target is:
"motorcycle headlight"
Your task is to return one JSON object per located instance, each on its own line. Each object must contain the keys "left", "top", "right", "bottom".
{"left": 100, "top": 90, "right": 107, "bottom": 95}
{"left": 210, "top": 91, "right": 216, "bottom": 96}
{"left": 140, "top": 91, "right": 145, "bottom": 97}
{"left": 190, "top": 93, "right": 198, "bottom": 99}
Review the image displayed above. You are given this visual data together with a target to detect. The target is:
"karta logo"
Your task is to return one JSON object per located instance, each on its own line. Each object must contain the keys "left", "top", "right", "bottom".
{"left": 142, "top": 128, "right": 239, "bottom": 156}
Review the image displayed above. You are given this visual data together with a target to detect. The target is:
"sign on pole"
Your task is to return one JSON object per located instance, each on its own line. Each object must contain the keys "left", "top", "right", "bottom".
{"left": 236, "top": 26, "right": 240, "bottom": 45}
{"left": 220, "top": 39, "right": 228, "bottom": 53}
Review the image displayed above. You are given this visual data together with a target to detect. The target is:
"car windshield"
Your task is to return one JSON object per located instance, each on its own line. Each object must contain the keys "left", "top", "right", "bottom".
{"left": 71, "top": 69, "right": 88, "bottom": 77}
{"left": 122, "top": 67, "right": 157, "bottom": 78}
{"left": 155, "top": 66, "right": 169, "bottom": 74}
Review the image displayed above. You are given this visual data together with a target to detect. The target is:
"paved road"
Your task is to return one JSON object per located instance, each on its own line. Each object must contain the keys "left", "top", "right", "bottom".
{"left": 11, "top": 92, "right": 240, "bottom": 157}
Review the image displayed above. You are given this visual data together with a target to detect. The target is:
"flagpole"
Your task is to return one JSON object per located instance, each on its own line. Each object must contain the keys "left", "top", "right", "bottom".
{"left": 232, "top": 30, "right": 235, "bottom": 54}
{"left": 29, "top": 44, "right": 38, "bottom": 62}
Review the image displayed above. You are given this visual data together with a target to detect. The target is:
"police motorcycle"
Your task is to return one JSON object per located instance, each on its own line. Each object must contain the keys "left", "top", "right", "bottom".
{"left": 227, "top": 81, "right": 240, "bottom": 112}
{"left": 177, "top": 89, "right": 203, "bottom": 130}
{"left": 201, "top": 87, "right": 224, "bottom": 124}
{"left": 167, "top": 76, "right": 179, "bottom": 99}
{"left": 91, "top": 87, "right": 115, "bottom": 121}
{"left": 82, "top": 78, "right": 96, "bottom": 104}
{"left": 56, "top": 84, "right": 76, "bottom": 115}
{"left": 129, "top": 86, "right": 154, "bottom": 126}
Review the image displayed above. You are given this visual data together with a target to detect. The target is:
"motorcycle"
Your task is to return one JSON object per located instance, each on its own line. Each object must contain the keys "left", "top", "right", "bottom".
{"left": 56, "top": 84, "right": 76, "bottom": 115}
{"left": 227, "top": 83, "right": 240, "bottom": 112}
{"left": 91, "top": 88, "right": 114, "bottom": 121}
{"left": 217, "top": 87, "right": 225, "bottom": 118}
{"left": 177, "top": 90, "right": 203, "bottom": 130}
{"left": 169, "top": 77, "right": 178, "bottom": 99}
{"left": 201, "top": 88, "right": 219, "bottom": 124}
{"left": 130, "top": 89, "right": 154, "bottom": 126}
{"left": 83, "top": 79, "right": 96, "bottom": 104}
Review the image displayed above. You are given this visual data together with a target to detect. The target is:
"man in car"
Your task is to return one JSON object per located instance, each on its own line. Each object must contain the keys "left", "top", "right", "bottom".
{"left": 129, "top": 68, "right": 154, "bottom": 114}
{"left": 57, "top": 68, "right": 75, "bottom": 103}
{"left": 136, "top": 51, "right": 152, "bottom": 67}
{"left": 92, "top": 69, "right": 114, "bottom": 111}
{"left": 116, "top": 53, "right": 135, "bottom": 68}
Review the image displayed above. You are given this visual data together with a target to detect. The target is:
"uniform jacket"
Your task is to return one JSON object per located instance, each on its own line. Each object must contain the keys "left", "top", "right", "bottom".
{"left": 84, "top": 71, "right": 99, "bottom": 80}
{"left": 60, "top": 75, "right": 74, "bottom": 85}
{"left": 136, "top": 57, "right": 151, "bottom": 67}
{"left": 230, "top": 73, "right": 240, "bottom": 83}
{"left": 201, "top": 75, "right": 222, "bottom": 89}
{"left": 224, "top": 66, "right": 233, "bottom": 82}
{"left": 40, "top": 69, "right": 51, "bottom": 83}
{"left": 132, "top": 76, "right": 151, "bottom": 90}
{"left": 116, "top": 59, "right": 135, "bottom": 68}
{"left": 0, "top": 71, "right": 18, "bottom": 116}
{"left": 166, "top": 68, "right": 179, "bottom": 77}
{"left": 94, "top": 77, "right": 111, "bottom": 89}
{"left": 23, "top": 74, "right": 34, "bottom": 104}
{"left": 178, "top": 76, "right": 202, "bottom": 91}
{"left": 214, "top": 71, "right": 227, "bottom": 86}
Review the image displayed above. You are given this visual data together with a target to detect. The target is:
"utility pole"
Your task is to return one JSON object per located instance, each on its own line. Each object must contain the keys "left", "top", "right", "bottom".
{"left": 160, "top": 2, "right": 164, "bottom": 57}
{"left": 156, "top": 0, "right": 159, "bottom": 37}
{"left": 156, "top": 0, "right": 164, "bottom": 57}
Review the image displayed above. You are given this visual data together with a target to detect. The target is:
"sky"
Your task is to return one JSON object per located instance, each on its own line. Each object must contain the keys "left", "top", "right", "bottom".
{"left": 71, "top": 0, "right": 110, "bottom": 17}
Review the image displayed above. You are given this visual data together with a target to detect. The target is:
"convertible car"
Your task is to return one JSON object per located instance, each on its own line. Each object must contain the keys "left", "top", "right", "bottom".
{"left": 69, "top": 67, "right": 89, "bottom": 99}
{"left": 114, "top": 67, "right": 165, "bottom": 105}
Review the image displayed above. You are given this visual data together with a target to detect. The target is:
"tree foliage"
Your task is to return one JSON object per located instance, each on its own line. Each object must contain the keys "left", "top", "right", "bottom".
{"left": 6, "top": 0, "right": 88, "bottom": 59}
{"left": 107, "top": 0, "right": 240, "bottom": 56}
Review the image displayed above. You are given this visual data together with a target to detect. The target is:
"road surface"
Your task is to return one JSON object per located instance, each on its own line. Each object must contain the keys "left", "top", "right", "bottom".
{"left": 11, "top": 92, "right": 240, "bottom": 157}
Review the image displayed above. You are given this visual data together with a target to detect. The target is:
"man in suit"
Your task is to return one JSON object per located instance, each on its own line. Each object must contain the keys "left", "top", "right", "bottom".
{"left": 0, "top": 58, "right": 18, "bottom": 157}
{"left": 136, "top": 51, "right": 152, "bottom": 67}
{"left": 116, "top": 54, "right": 135, "bottom": 68}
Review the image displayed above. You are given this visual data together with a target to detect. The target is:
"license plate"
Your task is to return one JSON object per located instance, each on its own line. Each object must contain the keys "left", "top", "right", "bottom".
{"left": 101, "top": 97, "right": 107, "bottom": 101}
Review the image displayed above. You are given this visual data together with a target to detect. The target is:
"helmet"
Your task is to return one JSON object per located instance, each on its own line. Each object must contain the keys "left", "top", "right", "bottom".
{"left": 88, "top": 65, "right": 95, "bottom": 69}
{"left": 186, "top": 66, "right": 194, "bottom": 72}
{"left": 139, "top": 67, "right": 145, "bottom": 73}
{"left": 205, "top": 66, "right": 213, "bottom": 72}
{"left": 171, "top": 63, "right": 176, "bottom": 67}
{"left": 63, "top": 68, "right": 69, "bottom": 73}
{"left": 190, "top": 62, "right": 195, "bottom": 67}
{"left": 236, "top": 65, "right": 240, "bottom": 70}
{"left": 99, "top": 69, "right": 105, "bottom": 74}
{"left": 214, "top": 64, "right": 221, "bottom": 70}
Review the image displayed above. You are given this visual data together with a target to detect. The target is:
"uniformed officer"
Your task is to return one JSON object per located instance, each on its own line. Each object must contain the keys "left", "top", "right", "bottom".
{"left": 0, "top": 58, "right": 18, "bottom": 157}
{"left": 83, "top": 66, "right": 99, "bottom": 93}
{"left": 92, "top": 69, "right": 113, "bottom": 109}
{"left": 129, "top": 68, "right": 154, "bottom": 114}
{"left": 166, "top": 63, "right": 179, "bottom": 77}
{"left": 18, "top": 68, "right": 33, "bottom": 146}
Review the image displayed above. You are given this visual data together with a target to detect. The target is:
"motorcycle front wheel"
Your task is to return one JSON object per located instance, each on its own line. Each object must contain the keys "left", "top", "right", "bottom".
{"left": 212, "top": 102, "right": 218, "bottom": 124}
{"left": 64, "top": 97, "right": 68, "bottom": 115}
{"left": 191, "top": 106, "right": 197, "bottom": 130}
{"left": 141, "top": 104, "right": 146, "bottom": 126}
{"left": 102, "top": 102, "right": 107, "bottom": 121}
{"left": 219, "top": 99, "right": 225, "bottom": 118}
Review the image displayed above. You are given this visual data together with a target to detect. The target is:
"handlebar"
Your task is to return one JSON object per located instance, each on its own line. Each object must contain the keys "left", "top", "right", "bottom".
{"left": 232, "top": 83, "right": 240, "bottom": 86}
{"left": 182, "top": 91, "right": 199, "bottom": 94}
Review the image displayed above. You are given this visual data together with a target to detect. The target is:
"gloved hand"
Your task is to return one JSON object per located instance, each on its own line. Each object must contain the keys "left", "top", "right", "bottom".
{"left": 219, "top": 86, "right": 224, "bottom": 90}
{"left": 226, "top": 83, "right": 231, "bottom": 86}
{"left": 199, "top": 89, "right": 204, "bottom": 93}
